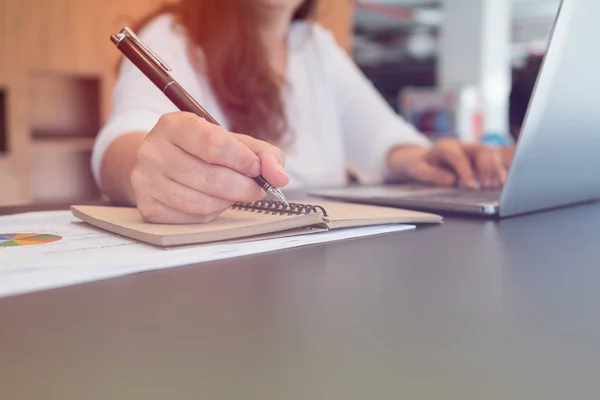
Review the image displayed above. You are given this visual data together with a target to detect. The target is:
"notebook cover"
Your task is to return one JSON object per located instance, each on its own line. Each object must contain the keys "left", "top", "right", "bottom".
{"left": 71, "top": 200, "right": 442, "bottom": 247}
{"left": 315, "top": 201, "right": 443, "bottom": 229}
{"left": 71, "top": 203, "right": 327, "bottom": 247}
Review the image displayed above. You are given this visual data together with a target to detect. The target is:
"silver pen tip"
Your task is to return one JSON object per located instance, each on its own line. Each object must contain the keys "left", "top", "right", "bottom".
{"left": 269, "top": 187, "right": 289, "bottom": 205}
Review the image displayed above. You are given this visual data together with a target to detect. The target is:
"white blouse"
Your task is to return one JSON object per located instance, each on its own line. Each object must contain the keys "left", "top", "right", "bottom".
{"left": 92, "top": 14, "right": 431, "bottom": 191}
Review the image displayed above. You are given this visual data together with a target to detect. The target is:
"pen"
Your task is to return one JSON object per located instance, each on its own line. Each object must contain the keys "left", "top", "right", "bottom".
{"left": 109, "top": 26, "right": 289, "bottom": 205}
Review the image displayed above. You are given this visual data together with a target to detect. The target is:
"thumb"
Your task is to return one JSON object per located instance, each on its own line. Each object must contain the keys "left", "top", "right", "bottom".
{"left": 233, "top": 133, "right": 289, "bottom": 188}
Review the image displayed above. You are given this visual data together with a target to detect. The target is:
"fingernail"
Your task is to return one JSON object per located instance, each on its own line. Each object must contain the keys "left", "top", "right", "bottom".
{"left": 277, "top": 164, "right": 288, "bottom": 177}
{"left": 250, "top": 161, "right": 261, "bottom": 177}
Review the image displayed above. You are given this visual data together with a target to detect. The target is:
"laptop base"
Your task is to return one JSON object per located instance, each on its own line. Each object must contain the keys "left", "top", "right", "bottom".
{"left": 309, "top": 184, "right": 500, "bottom": 216}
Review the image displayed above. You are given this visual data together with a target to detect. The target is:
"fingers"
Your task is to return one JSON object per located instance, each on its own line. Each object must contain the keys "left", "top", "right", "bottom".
{"left": 169, "top": 159, "right": 266, "bottom": 203}
{"left": 468, "top": 145, "right": 508, "bottom": 189}
{"left": 500, "top": 146, "right": 516, "bottom": 169}
{"left": 412, "top": 162, "right": 457, "bottom": 187}
{"left": 132, "top": 168, "right": 232, "bottom": 224}
{"left": 131, "top": 111, "right": 289, "bottom": 224}
{"left": 154, "top": 112, "right": 289, "bottom": 189}
{"left": 426, "top": 139, "right": 511, "bottom": 190}
{"left": 474, "top": 148, "right": 506, "bottom": 189}
{"left": 155, "top": 112, "right": 262, "bottom": 178}
{"left": 137, "top": 197, "right": 222, "bottom": 224}
{"left": 145, "top": 140, "right": 265, "bottom": 202}
{"left": 428, "top": 139, "right": 478, "bottom": 189}
{"left": 233, "top": 133, "right": 290, "bottom": 188}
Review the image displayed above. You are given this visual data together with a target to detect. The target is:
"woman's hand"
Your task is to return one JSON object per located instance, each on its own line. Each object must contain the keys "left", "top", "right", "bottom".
{"left": 130, "top": 111, "right": 289, "bottom": 223}
{"left": 388, "top": 138, "right": 513, "bottom": 190}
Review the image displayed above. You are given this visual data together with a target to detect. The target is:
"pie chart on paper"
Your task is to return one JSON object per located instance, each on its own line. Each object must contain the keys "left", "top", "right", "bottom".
{"left": 0, "top": 233, "right": 62, "bottom": 247}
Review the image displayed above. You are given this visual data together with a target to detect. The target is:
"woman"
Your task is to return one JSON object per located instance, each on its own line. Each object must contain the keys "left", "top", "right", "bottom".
{"left": 93, "top": 0, "right": 509, "bottom": 223}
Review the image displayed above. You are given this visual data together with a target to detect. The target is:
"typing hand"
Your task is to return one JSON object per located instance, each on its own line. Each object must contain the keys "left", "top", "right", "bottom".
{"left": 426, "top": 139, "right": 508, "bottom": 189}
{"left": 391, "top": 139, "right": 510, "bottom": 190}
{"left": 130, "top": 112, "right": 289, "bottom": 223}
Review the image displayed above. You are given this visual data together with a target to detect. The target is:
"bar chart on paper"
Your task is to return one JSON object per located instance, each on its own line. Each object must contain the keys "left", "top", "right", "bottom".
{"left": 0, "top": 233, "right": 62, "bottom": 247}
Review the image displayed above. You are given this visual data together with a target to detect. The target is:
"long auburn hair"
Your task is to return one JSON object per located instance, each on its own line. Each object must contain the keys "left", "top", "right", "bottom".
{"left": 131, "top": 0, "right": 318, "bottom": 144}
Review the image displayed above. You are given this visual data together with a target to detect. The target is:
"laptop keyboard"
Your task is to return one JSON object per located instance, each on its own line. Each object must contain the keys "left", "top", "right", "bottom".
{"left": 405, "top": 188, "right": 502, "bottom": 204}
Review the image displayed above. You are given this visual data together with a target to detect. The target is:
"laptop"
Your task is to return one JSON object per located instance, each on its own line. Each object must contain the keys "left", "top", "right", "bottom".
{"left": 310, "top": 0, "right": 600, "bottom": 218}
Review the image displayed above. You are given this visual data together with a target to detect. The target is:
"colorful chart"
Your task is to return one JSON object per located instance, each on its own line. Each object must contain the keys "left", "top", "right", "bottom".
{"left": 0, "top": 233, "right": 62, "bottom": 247}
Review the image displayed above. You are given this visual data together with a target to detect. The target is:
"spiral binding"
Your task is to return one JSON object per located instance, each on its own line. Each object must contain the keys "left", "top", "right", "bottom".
{"left": 231, "top": 199, "right": 328, "bottom": 216}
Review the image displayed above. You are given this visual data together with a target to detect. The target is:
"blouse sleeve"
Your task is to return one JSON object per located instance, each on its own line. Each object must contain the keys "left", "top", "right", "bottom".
{"left": 312, "top": 24, "right": 432, "bottom": 184}
{"left": 90, "top": 14, "right": 192, "bottom": 189}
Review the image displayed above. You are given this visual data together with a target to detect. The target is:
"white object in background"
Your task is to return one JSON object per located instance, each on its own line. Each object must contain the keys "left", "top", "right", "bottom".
{"left": 438, "top": 0, "right": 511, "bottom": 136}
{"left": 455, "top": 86, "right": 484, "bottom": 142}
{"left": 406, "top": 31, "right": 437, "bottom": 59}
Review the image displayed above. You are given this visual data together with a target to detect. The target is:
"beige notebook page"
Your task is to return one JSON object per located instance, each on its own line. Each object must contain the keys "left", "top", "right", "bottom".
{"left": 71, "top": 205, "right": 326, "bottom": 247}
{"left": 316, "top": 201, "right": 443, "bottom": 229}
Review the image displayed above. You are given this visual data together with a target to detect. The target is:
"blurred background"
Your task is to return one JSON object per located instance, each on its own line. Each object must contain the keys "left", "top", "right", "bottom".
{"left": 0, "top": 0, "right": 559, "bottom": 206}
{"left": 353, "top": 0, "right": 555, "bottom": 142}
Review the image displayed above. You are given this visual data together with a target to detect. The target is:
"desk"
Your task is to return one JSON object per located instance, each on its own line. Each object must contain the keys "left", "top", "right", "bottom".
{"left": 1, "top": 201, "right": 600, "bottom": 399}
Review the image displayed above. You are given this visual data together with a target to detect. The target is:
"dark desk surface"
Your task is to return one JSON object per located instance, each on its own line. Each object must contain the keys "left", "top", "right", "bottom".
{"left": 2, "top": 200, "right": 600, "bottom": 399}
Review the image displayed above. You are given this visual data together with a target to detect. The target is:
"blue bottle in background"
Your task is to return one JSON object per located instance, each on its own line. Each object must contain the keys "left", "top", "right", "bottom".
{"left": 480, "top": 132, "right": 512, "bottom": 147}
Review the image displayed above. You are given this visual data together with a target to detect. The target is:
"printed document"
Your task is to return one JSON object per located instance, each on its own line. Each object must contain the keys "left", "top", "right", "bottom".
{"left": 0, "top": 210, "right": 414, "bottom": 298}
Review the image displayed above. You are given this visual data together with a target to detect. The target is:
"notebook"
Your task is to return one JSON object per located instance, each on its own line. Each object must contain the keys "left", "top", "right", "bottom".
{"left": 71, "top": 199, "right": 442, "bottom": 247}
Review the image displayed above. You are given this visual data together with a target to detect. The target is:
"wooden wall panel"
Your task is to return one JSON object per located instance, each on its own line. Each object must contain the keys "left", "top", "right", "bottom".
{"left": 1, "top": 0, "right": 31, "bottom": 204}
{"left": 0, "top": 0, "right": 171, "bottom": 206}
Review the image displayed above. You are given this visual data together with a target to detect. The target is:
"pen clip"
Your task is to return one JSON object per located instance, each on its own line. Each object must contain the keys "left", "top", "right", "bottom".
{"left": 119, "top": 26, "right": 172, "bottom": 72}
